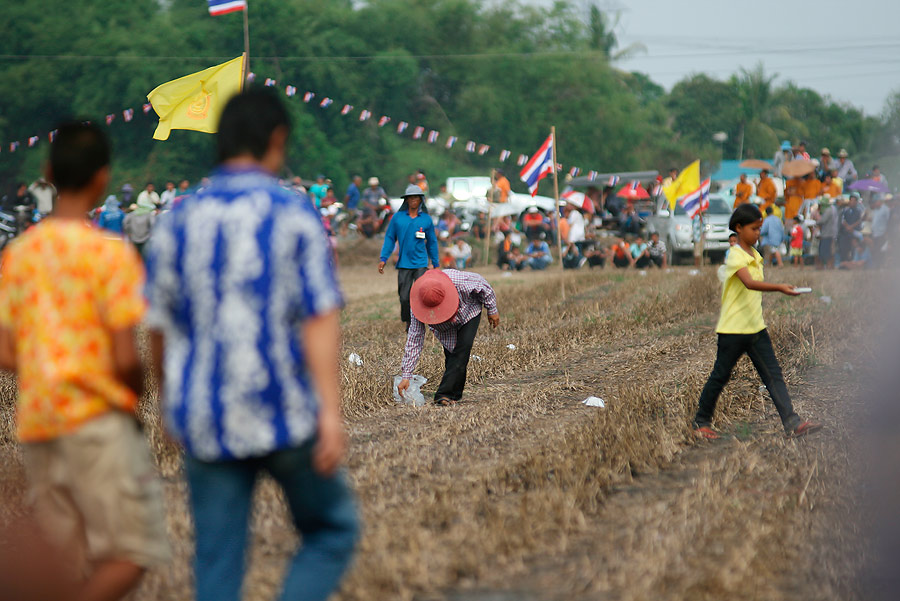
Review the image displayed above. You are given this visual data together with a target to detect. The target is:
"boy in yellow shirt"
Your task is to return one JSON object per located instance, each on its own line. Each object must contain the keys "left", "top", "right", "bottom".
{"left": 693, "top": 203, "right": 822, "bottom": 439}
{"left": 0, "top": 123, "right": 169, "bottom": 599}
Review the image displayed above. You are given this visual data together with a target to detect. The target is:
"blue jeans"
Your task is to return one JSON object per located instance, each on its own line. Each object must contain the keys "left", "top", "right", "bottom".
{"left": 528, "top": 256, "right": 552, "bottom": 270}
{"left": 185, "top": 440, "right": 359, "bottom": 601}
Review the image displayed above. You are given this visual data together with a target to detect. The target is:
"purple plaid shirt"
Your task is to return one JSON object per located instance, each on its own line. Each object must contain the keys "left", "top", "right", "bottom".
{"left": 400, "top": 269, "right": 498, "bottom": 378}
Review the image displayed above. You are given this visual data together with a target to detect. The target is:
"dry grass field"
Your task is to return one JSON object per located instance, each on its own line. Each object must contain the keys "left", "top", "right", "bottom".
{"left": 0, "top": 253, "right": 883, "bottom": 600}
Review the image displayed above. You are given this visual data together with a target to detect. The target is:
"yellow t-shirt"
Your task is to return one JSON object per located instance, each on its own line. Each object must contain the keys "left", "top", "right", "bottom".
{"left": 716, "top": 246, "right": 765, "bottom": 334}
{"left": 0, "top": 220, "right": 146, "bottom": 442}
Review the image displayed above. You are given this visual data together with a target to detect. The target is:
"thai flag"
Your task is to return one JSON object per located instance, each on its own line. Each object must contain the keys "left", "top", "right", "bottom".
{"left": 303, "top": 91, "right": 315, "bottom": 103}
{"left": 28, "top": 136, "right": 39, "bottom": 147}
{"left": 9, "top": 142, "right": 19, "bottom": 152}
{"left": 651, "top": 184, "right": 662, "bottom": 196}
{"left": 517, "top": 155, "right": 528, "bottom": 166}
{"left": 679, "top": 178, "right": 711, "bottom": 219}
{"left": 465, "top": 141, "right": 476, "bottom": 152}
{"left": 359, "top": 110, "right": 371, "bottom": 121}
{"left": 340, "top": 104, "right": 353, "bottom": 115}
{"left": 500, "top": 150, "right": 511, "bottom": 162}
{"left": 105, "top": 114, "right": 115, "bottom": 125}
{"left": 285, "top": 85, "right": 296, "bottom": 97}
{"left": 519, "top": 134, "right": 554, "bottom": 197}
{"left": 477, "top": 144, "right": 489, "bottom": 155}
{"left": 625, "top": 180, "right": 640, "bottom": 193}
{"left": 378, "top": 116, "right": 390, "bottom": 127}
{"left": 607, "top": 175, "right": 619, "bottom": 187}
{"left": 319, "top": 97, "right": 333, "bottom": 108}
{"left": 397, "top": 121, "right": 408, "bottom": 134}
{"left": 412, "top": 126, "right": 424, "bottom": 139}
{"left": 123, "top": 108, "right": 134, "bottom": 122}
{"left": 264, "top": 78, "right": 276, "bottom": 87}
{"left": 49, "top": 130, "right": 58, "bottom": 142}
{"left": 587, "top": 170, "right": 598, "bottom": 180}
{"left": 246, "top": 72, "right": 255, "bottom": 82}
{"left": 427, "top": 130, "right": 439, "bottom": 143}
{"left": 445, "top": 136, "right": 457, "bottom": 149}
{"left": 568, "top": 166, "right": 580, "bottom": 177}
{"left": 208, "top": 0, "right": 246, "bottom": 16}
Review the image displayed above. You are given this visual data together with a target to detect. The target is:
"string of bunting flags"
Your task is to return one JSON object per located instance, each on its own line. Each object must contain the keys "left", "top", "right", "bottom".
{"left": 0, "top": 74, "right": 604, "bottom": 180}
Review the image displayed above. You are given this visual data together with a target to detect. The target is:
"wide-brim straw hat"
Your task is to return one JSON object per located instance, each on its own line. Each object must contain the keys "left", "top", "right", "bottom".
{"left": 401, "top": 184, "right": 426, "bottom": 198}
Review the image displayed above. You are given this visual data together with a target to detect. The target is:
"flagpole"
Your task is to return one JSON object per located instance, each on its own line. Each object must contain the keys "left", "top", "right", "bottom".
{"left": 551, "top": 126, "right": 565, "bottom": 299}
{"left": 485, "top": 169, "right": 495, "bottom": 266}
{"left": 242, "top": 4, "right": 250, "bottom": 85}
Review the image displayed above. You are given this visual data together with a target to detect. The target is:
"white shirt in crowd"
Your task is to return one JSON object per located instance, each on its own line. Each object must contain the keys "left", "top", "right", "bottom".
{"left": 567, "top": 209, "right": 585, "bottom": 244}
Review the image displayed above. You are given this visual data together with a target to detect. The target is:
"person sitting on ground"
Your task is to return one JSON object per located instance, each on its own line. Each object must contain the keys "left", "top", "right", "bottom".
{"left": 497, "top": 231, "right": 513, "bottom": 270}
{"left": 610, "top": 238, "right": 631, "bottom": 268}
{"left": 97, "top": 194, "right": 124, "bottom": 235}
{"left": 398, "top": 269, "right": 499, "bottom": 406}
{"left": 562, "top": 241, "right": 583, "bottom": 269}
{"left": 839, "top": 230, "right": 873, "bottom": 270}
{"left": 619, "top": 203, "right": 643, "bottom": 236}
{"left": 647, "top": 231, "right": 667, "bottom": 268}
{"left": 630, "top": 235, "right": 651, "bottom": 268}
{"left": 525, "top": 237, "right": 552, "bottom": 270}
{"left": 0, "top": 121, "right": 171, "bottom": 601}
{"left": 522, "top": 207, "right": 546, "bottom": 240}
{"left": 440, "top": 247, "right": 454, "bottom": 269}
{"left": 582, "top": 233, "right": 606, "bottom": 268}
{"left": 448, "top": 238, "right": 472, "bottom": 270}
{"left": 507, "top": 245, "right": 527, "bottom": 271}
{"left": 693, "top": 202, "right": 821, "bottom": 440}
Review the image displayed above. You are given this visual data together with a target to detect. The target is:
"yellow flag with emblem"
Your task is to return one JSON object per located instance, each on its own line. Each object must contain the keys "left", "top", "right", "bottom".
{"left": 663, "top": 159, "right": 700, "bottom": 210}
{"left": 147, "top": 55, "right": 244, "bottom": 141}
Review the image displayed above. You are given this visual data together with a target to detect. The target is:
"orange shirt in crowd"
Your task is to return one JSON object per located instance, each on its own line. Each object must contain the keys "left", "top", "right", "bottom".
{"left": 823, "top": 181, "right": 841, "bottom": 198}
{"left": 803, "top": 178, "right": 822, "bottom": 199}
{"left": 495, "top": 175, "right": 511, "bottom": 203}
{"left": 734, "top": 181, "right": 753, "bottom": 208}
{"left": 784, "top": 177, "right": 804, "bottom": 220}
{"left": 0, "top": 220, "right": 146, "bottom": 442}
{"left": 756, "top": 177, "right": 777, "bottom": 210}
{"left": 558, "top": 217, "right": 570, "bottom": 244}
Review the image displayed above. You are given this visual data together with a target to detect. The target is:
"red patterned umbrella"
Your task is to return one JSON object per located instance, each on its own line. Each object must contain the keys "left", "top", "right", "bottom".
{"left": 617, "top": 180, "right": 650, "bottom": 200}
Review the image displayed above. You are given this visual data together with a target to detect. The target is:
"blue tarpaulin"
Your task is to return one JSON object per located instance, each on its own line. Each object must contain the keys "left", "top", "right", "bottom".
{"left": 711, "top": 160, "right": 760, "bottom": 182}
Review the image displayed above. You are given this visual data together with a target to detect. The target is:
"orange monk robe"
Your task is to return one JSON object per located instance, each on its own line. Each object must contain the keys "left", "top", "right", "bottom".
{"left": 784, "top": 177, "right": 804, "bottom": 220}
{"left": 803, "top": 178, "right": 822, "bottom": 200}
{"left": 495, "top": 175, "right": 511, "bottom": 203}
{"left": 734, "top": 181, "right": 753, "bottom": 208}
{"left": 757, "top": 178, "right": 777, "bottom": 211}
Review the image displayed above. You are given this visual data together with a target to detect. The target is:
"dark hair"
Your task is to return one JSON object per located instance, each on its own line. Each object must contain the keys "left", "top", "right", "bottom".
{"left": 216, "top": 87, "right": 291, "bottom": 163}
{"left": 48, "top": 122, "right": 110, "bottom": 191}
{"left": 765, "top": 206, "right": 774, "bottom": 215}
{"left": 728, "top": 232, "right": 737, "bottom": 239}
{"left": 730, "top": 203, "right": 763, "bottom": 231}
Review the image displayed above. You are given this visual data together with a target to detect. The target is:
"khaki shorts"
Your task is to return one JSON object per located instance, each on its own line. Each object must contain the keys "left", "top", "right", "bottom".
{"left": 22, "top": 411, "right": 170, "bottom": 576}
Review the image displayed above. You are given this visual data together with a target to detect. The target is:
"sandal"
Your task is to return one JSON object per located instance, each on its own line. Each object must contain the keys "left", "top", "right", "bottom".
{"left": 693, "top": 426, "right": 720, "bottom": 440}
{"left": 434, "top": 397, "right": 457, "bottom": 406}
{"left": 788, "top": 421, "right": 823, "bottom": 438}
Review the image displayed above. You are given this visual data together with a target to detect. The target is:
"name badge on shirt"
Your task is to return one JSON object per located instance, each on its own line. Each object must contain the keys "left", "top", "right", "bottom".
{"left": 415, "top": 230, "right": 426, "bottom": 239}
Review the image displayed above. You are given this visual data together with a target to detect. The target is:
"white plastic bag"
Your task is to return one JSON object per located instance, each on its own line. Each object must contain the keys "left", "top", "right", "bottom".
{"left": 393, "top": 375, "right": 428, "bottom": 407}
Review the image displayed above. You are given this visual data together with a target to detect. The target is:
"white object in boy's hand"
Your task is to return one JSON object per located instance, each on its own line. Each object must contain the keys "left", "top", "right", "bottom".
{"left": 793, "top": 287, "right": 812, "bottom": 294}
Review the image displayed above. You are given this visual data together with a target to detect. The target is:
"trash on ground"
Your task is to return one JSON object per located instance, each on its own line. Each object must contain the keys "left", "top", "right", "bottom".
{"left": 688, "top": 269, "right": 700, "bottom": 276}
{"left": 502, "top": 271, "right": 513, "bottom": 278}
{"left": 506, "top": 344, "right": 517, "bottom": 350}
{"left": 348, "top": 352, "right": 363, "bottom": 366}
{"left": 582, "top": 396, "right": 606, "bottom": 408}
{"left": 820, "top": 296, "right": 832, "bottom": 304}
{"left": 843, "top": 362, "right": 854, "bottom": 372}
{"left": 638, "top": 270, "right": 647, "bottom": 276}
{"left": 393, "top": 375, "right": 427, "bottom": 407}
{"left": 472, "top": 355, "right": 483, "bottom": 362}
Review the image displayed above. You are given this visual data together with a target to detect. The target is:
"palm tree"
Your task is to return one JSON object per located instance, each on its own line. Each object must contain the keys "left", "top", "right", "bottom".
{"left": 588, "top": 4, "right": 645, "bottom": 61}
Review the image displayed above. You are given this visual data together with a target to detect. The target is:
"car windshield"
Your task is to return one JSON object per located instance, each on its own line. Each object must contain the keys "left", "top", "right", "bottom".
{"left": 672, "top": 197, "right": 731, "bottom": 216}
{"left": 450, "top": 177, "right": 491, "bottom": 201}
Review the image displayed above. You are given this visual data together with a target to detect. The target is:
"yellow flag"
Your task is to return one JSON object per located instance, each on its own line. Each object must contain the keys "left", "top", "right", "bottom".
{"left": 663, "top": 160, "right": 700, "bottom": 210}
{"left": 147, "top": 56, "right": 244, "bottom": 141}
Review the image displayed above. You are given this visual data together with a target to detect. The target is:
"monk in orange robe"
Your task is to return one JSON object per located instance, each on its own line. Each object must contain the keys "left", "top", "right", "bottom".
{"left": 756, "top": 170, "right": 777, "bottom": 212}
{"left": 734, "top": 173, "right": 753, "bottom": 208}
{"left": 784, "top": 176, "right": 804, "bottom": 220}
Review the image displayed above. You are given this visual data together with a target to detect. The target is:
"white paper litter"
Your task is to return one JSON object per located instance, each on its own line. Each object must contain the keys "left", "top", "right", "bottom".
{"left": 820, "top": 296, "right": 832, "bottom": 304}
{"left": 347, "top": 353, "right": 363, "bottom": 366}
{"left": 582, "top": 396, "right": 606, "bottom": 408}
{"left": 506, "top": 344, "right": 517, "bottom": 350}
{"left": 472, "top": 355, "right": 483, "bottom": 362}
{"left": 688, "top": 269, "right": 700, "bottom": 276}
{"left": 639, "top": 270, "right": 647, "bottom": 276}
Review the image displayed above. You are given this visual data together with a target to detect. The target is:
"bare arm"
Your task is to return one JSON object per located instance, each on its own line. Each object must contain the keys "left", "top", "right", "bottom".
{"left": 0, "top": 326, "right": 15, "bottom": 373}
{"left": 149, "top": 330, "right": 164, "bottom": 392}
{"left": 735, "top": 267, "right": 799, "bottom": 295}
{"left": 110, "top": 326, "right": 144, "bottom": 397}
{"left": 302, "top": 309, "right": 346, "bottom": 476}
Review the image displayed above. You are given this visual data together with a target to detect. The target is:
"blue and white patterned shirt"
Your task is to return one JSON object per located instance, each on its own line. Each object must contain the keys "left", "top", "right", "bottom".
{"left": 144, "top": 166, "right": 343, "bottom": 461}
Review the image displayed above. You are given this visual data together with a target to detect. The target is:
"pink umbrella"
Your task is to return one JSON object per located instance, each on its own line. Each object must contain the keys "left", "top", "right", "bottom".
{"left": 617, "top": 180, "right": 650, "bottom": 200}
{"left": 561, "top": 189, "right": 595, "bottom": 214}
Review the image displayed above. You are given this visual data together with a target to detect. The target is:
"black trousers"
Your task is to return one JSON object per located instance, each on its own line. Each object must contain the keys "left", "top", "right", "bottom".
{"left": 435, "top": 314, "right": 481, "bottom": 402}
{"left": 397, "top": 267, "right": 427, "bottom": 325}
{"left": 694, "top": 329, "right": 800, "bottom": 432}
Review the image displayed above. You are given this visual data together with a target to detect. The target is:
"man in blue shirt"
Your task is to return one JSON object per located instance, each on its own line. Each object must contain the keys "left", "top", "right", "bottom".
{"left": 526, "top": 238, "right": 553, "bottom": 270}
{"left": 145, "top": 88, "right": 358, "bottom": 601}
{"left": 759, "top": 206, "right": 784, "bottom": 267}
{"left": 379, "top": 184, "right": 440, "bottom": 329}
{"left": 344, "top": 174, "right": 361, "bottom": 211}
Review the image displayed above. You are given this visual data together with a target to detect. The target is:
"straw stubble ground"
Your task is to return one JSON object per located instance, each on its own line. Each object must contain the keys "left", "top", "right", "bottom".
{"left": 0, "top": 262, "right": 876, "bottom": 600}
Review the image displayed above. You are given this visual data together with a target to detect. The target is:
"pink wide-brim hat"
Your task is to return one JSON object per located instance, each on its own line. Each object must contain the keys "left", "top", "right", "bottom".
{"left": 410, "top": 270, "right": 459, "bottom": 324}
